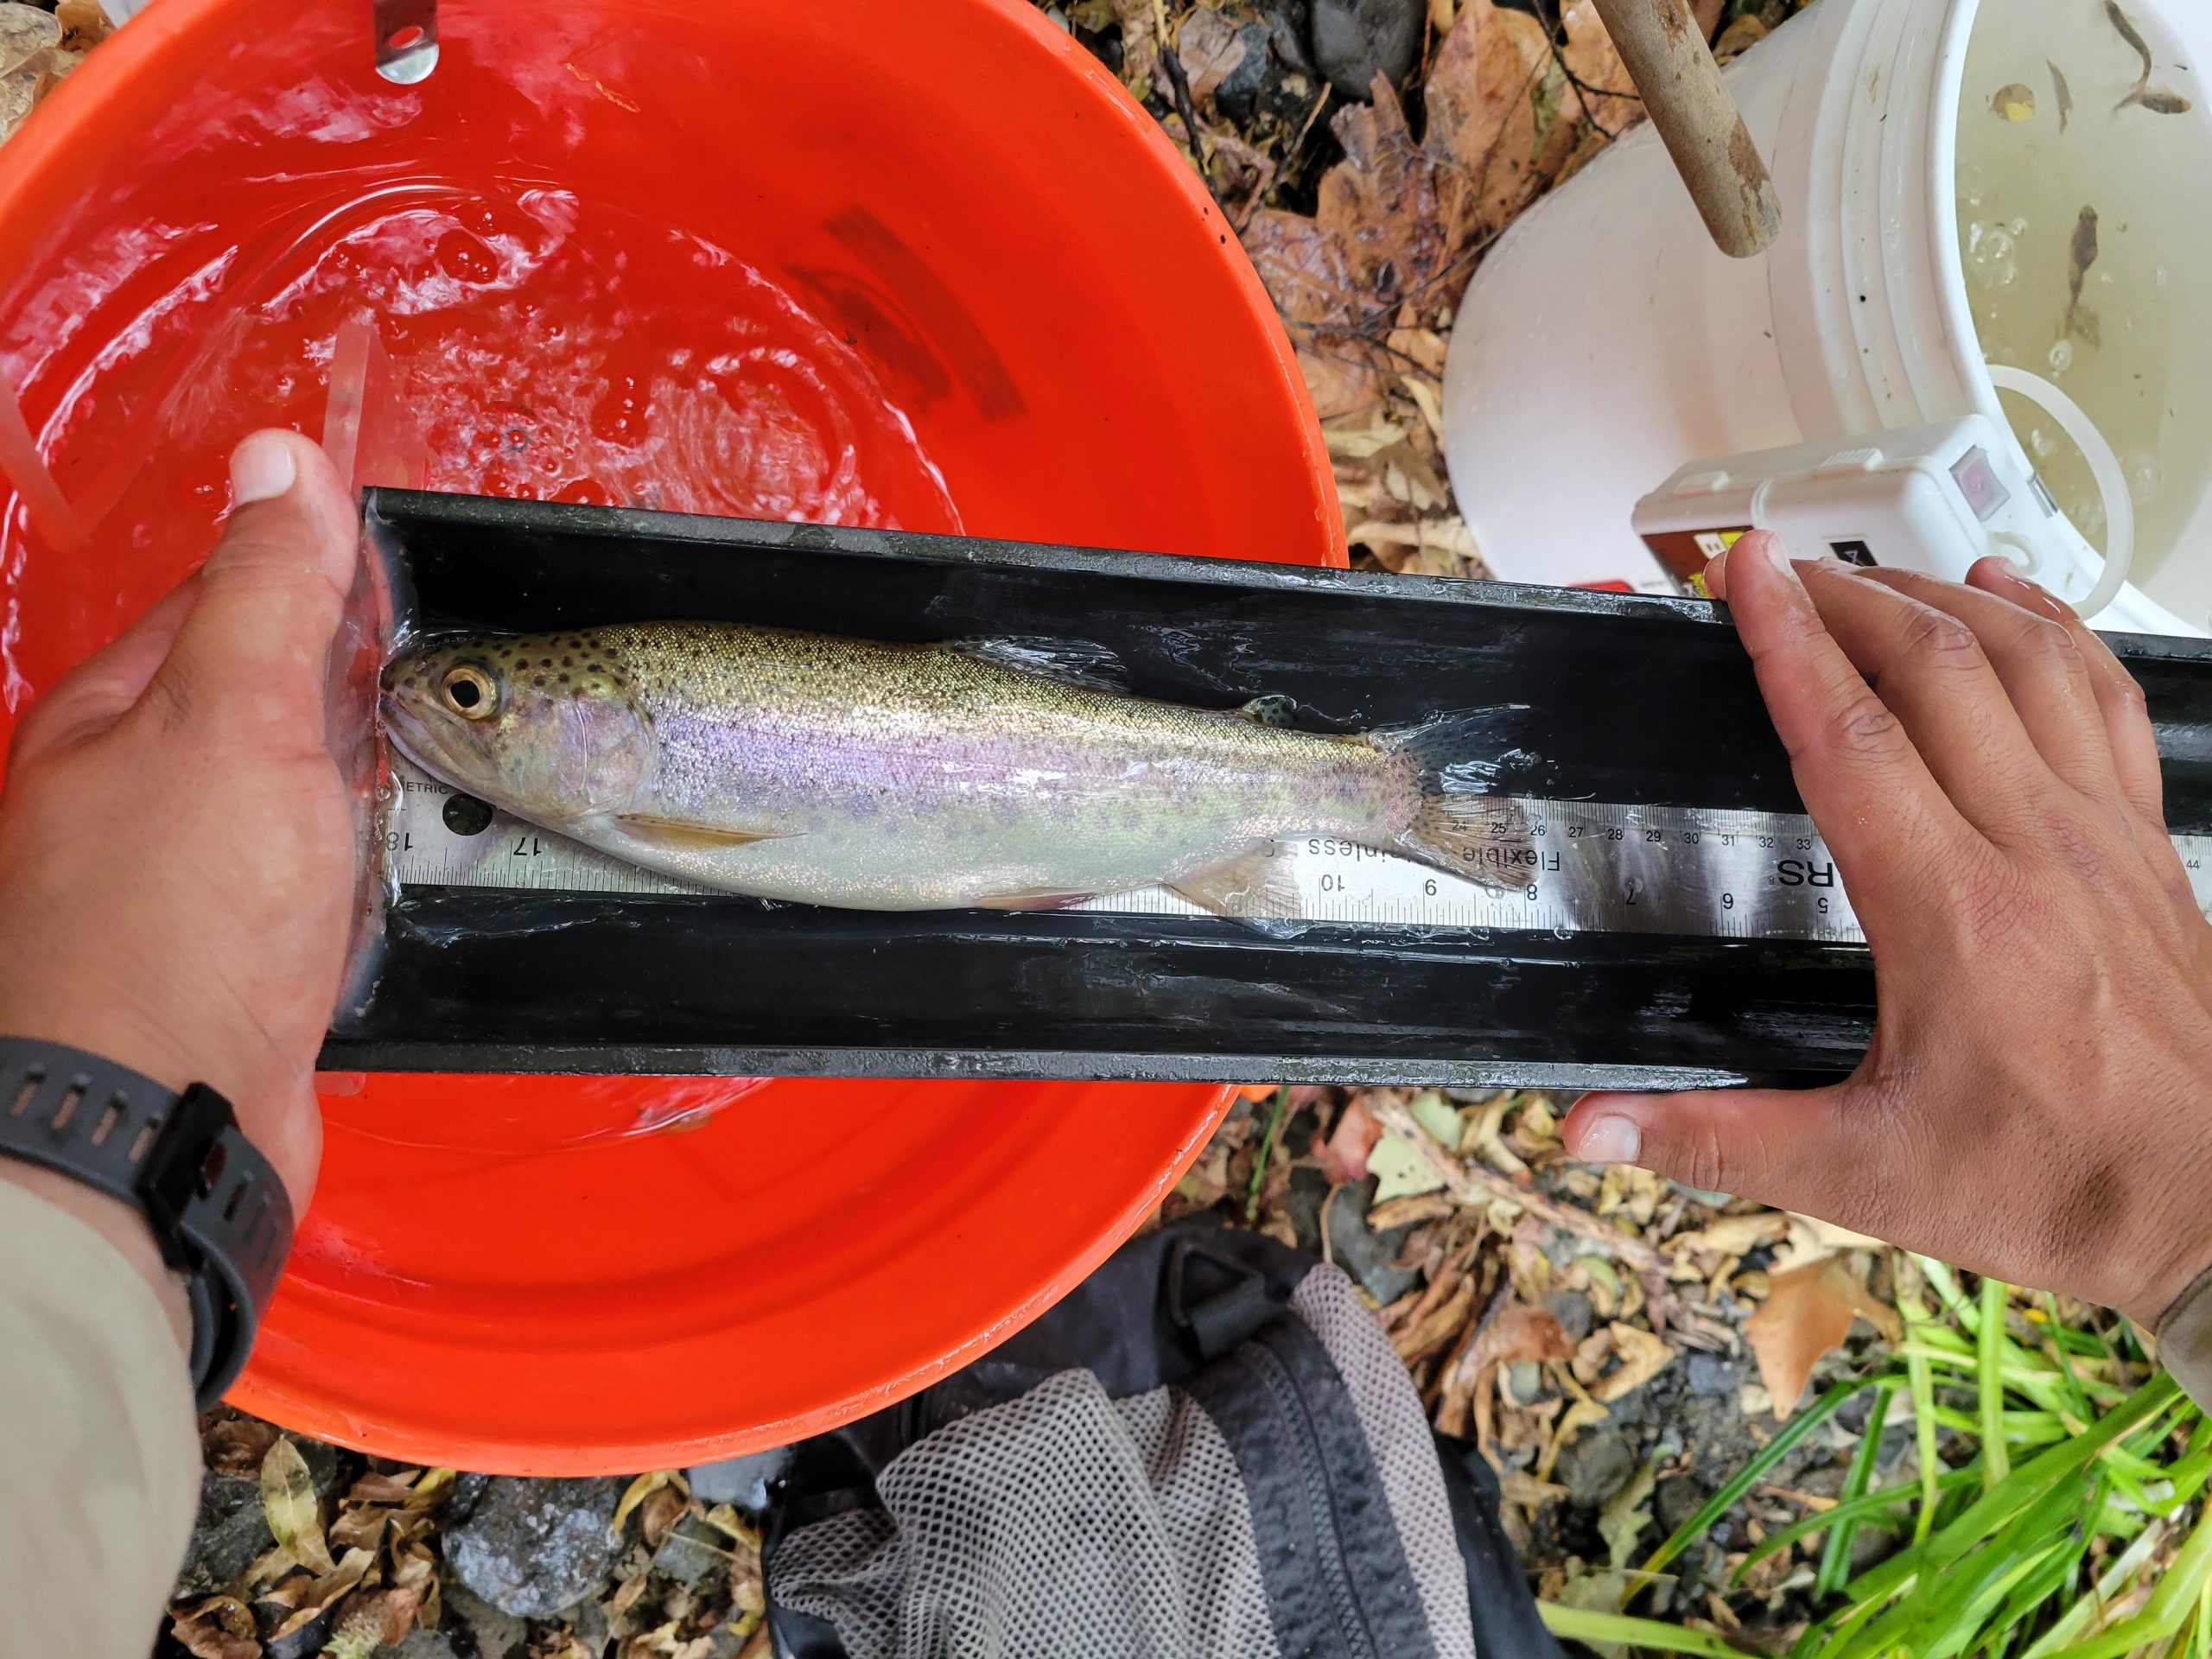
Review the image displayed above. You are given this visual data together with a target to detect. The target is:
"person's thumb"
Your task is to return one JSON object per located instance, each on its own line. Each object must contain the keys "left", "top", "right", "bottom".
{"left": 161, "top": 429, "right": 359, "bottom": 726}
{"left": 1562, "top": 1084, "right": 1879, "bottom": 1225}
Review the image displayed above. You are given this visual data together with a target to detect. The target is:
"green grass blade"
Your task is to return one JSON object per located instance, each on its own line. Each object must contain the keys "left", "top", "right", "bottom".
{"left": 1732, "top": 1470, "right": 1981, "bottom": 1580}
{"left": 1918, "top": 1255, "right": 1977, "bottom": 1326}
{"left": 1243, "top": 1087, "right": 1290, "bottom": 1223}
{"left": 2046, "top": 1293, "right": 2094, "bottom": 1421}
{"left": 2022, "top": 1516, "right": 2170, "bottom": 1658}
{"left": 1537, "top": 1604, "right": 1758, "bottom": 1656}
{"left": 1982, "top": 1275, "right": 2013, "bottom": 1491}
{"left": 1833, "top": 1467, "right": 2091, "bottom": 1659}
{"left": 2039, "top": 1491, "right": 2212, "bottom": 1659}
{"left": 1898, "top": 1256, "right": 1947, "bottom": 1545}
{"left": 1841, "top": 1372, "right": 2181, "bottom": 1610}
{"left": 1820, "top": 1380, "right": 1897, "bottom": 1599}
{"left": 1639, "top": 1376, "right": 1885, "bottom": 1581}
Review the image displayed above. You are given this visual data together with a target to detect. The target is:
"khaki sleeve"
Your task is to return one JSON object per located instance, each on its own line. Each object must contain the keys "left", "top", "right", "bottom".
{"left": 0, "top": 1178, "right": 201, "bottom": 1659}
{"left": 2158, "top": 1262, "right": 2212, "bottom": 1415}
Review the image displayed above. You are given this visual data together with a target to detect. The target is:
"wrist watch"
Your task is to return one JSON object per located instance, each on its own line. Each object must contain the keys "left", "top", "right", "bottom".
{"left": 0, "top": 1036, "right": 295, "bottom": 1409}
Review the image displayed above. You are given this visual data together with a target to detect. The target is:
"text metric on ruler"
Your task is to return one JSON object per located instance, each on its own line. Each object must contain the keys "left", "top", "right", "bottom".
{"left": 381, "top": 759, "right": 2212, "bottom": 943}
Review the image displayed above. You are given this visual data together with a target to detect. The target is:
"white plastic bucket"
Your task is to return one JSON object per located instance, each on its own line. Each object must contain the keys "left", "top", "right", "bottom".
{"left": 1440, "top": 0, "right": 2210, "bottom": 635}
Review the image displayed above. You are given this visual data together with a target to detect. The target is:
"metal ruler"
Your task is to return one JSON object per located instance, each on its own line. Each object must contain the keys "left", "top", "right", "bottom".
{"left": 383, "top": 759, "right": 2212, "bottom": 944}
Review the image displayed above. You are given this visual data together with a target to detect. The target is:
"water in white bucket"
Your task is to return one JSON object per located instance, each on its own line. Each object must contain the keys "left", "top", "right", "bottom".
{"left": 1440, "top": 0, "right": 2212, "bottom": 634}
{"left": 1958, "top": 0, "right": 2212, "bottom": 625}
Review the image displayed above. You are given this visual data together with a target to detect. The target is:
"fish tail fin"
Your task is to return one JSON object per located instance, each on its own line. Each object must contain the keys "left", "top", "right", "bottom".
{"left": 1368, "top": 709, "right": 1534, "bottom": 893}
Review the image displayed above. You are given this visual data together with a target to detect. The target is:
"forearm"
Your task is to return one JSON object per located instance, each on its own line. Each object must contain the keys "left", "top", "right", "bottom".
{"left": 0, "top": 1173, "right": 200, "bottom": 1659}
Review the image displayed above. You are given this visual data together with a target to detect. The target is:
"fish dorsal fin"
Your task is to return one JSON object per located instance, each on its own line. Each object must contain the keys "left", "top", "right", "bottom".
{"left": 613, "top": 813, "right": 792, "bottom": 851}
{"left": 1166, "top": 846, "right": 1303, "bottom": 919}
{"left": 1236, "top": 694, "right": 1300, "bottom": 728}
{"left": 945, "top": 635, "right": 1129, "bottom": 692}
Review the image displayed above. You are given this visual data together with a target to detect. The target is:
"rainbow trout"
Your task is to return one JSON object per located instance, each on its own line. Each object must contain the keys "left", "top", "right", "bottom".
{"left": 379, "top": 623, "right": 1529, "bottom": 913}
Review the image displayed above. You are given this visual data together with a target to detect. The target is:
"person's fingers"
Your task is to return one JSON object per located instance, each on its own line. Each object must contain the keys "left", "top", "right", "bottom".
{"left": 1784, "top": 560, "right": 2059, "bottom": 842}
{"left": 1563, "top": 1084, "right": 1901, "bottom": 1236}
{"left": 1967, "top": 558, "right": 2167, "bottom": 824}
{"left": 7, "top": 576, "right": 201, "bottom": 762}
{"left": 161, "top": 430, "right": 359, "bottom": 744}
{"left": 1709, "top": 533, "right": 1977, "bottom": 922}
{"left": 1857, "top": 564, "right": 2119, "bottom": 806}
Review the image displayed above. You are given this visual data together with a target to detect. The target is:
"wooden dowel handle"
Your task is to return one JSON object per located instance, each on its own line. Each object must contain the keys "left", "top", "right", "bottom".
{"left": 1588, "top": 0, "right": 1783, "bottom": 259}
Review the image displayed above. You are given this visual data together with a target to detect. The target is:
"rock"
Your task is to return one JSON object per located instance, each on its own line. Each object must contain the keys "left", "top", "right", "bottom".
{"left": 1310, "top": 0, "right": 1425, "bottom": 99}
{"left": 445, "top": 1471, "right": 493, "bottom": 1525}
{"left": 175, "top": 1437, "right": 343, "bottom": 1598}
{"left": 1503, "top": 1361, "right": 1545, "bottom": 1406}
{"left": 563, "top": 1597, "right": 611, "bottom": 1658}
{"left": 1655, "top": 1472, "right": 1708, "bottom": 1535}
{"left": 444, "top": 1476, "right": 626, "bottom": 1619}
{"left": 1687, "top": 1353, "right": 1741, "bottom": 1395}
{"left": 1281, "top": 1163, "right": 1332, "bottom": 1256}
{"left": 1556, "top": 1421, "right": 1633, "bottom": 1510}
{"left": 381, "top": 1632, "right": 462, "bottom": 1659}
{"left": 442, "top": 1584, "right": 528, "bottom": 1659}
{"left": 1544, "top": 1289, "right": 1595, "bottom": 1344}
{"left": 1211, "top": 20, "right": 1276, "bottom": 125}
{"left": 653, "top": 1515, "right": 730, "bottom": 1591}
{"left": 686, "top": 1446, "right": 791, "bottom": 1513}
{"left": 1321, "top": 1185, "right": 1421, "bottom": 1306}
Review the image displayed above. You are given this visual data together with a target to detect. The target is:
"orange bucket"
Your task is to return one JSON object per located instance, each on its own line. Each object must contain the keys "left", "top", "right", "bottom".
{"left": 0, "top": 0, "right": 1340, "bottom": 1471}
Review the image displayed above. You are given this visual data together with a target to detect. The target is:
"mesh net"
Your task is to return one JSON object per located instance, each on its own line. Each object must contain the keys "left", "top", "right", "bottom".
{"left": 772, "top": 1369, "right": 1281, "bottom": 1659}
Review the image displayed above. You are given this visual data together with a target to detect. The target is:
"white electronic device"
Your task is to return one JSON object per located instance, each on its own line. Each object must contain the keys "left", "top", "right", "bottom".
{"left": 1632, "top": 413, "right": 2094, "bottom": 600}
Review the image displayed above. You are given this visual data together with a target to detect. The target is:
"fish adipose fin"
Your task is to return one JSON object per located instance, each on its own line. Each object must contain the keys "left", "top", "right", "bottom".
{"left": 946, "top": 636, "right": 1130, "bottom": 692}
{"left": 1167, "top": 846, "right": 1304, "bottom": 919}
{"left": 613, "top": 813, "right": 793, "bottom": 851}
{"left": 1369, "top": 709, "right": 1534, "bottom": 894}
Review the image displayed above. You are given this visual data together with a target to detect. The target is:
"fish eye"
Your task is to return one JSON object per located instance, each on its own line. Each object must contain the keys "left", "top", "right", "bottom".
{"left": 442, "top": 665, "right": 498, "bottom": 720}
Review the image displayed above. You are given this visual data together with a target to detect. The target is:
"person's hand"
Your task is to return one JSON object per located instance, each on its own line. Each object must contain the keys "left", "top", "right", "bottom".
{"left": 1562, "top": 530, "right": 2212, "bottom": 1329}
{"left": 0, "top": 429, "right": 363, "bottom": 1233}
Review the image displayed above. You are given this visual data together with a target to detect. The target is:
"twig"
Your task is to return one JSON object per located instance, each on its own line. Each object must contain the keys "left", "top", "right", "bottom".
{"left": 1365, "top": 1092, "right": 1663, "bottom": 1273}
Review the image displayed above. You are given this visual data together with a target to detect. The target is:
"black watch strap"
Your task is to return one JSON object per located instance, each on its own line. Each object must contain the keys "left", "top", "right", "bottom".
{"left": 0, "top": 1037, "right": 295, "bottom": 1408}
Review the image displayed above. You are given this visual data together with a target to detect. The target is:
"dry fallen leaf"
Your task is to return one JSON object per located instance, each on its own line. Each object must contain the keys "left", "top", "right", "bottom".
{"left": 1393, "top": 1274, "right": 1478, "bottom": 1364}
{"left": 1176, "top": 7, "right": 1248, "bottom": 102}
{"left": 1592, "top": 1322, "right": 1675, "bottom": 1403}
{"left": 1745, "top": 1258, "right": 1897, "bottom": 1418}
{"left": 170, "top": 1596, "right": 260, "bottom": 1659}
{"left": 1424, "top": 0, "right": 1630, "bottom": 238}
{"left": 611, "top": 1470, "right": 686, "bottom": 1541}
{"left": 260, "top": 1437, "right": 338, "bottom": 1574}
{"left": 1675, "top": 1211, "right": 1790, "bottom": 1259}
{"left": 1369, "top": 1127, "right": 1448, "bottom": 1204}
{"left": 203, "top": 1413, "right": 283, "bottom": 1475}
{"left": 1317, "top": 1097, "right": 1382, "bottom": 1185}
{"left": 639, "top": 1480, "right": 691, "bottom": 1550}
{"left": 1367, "top": 1190, "right": 1458, "bottom": 1231}
{"left": 324, "top": 1585, "right": 423, "bottom": 1657}
{"left": 1768, "top": 1214, "right": 1887, "bottom": 1277}
{"left": 1599, "top": 1459, "right": 1657, "bottom": 1567}
{"left": 53, "top": 0, "right": 109, "bottom": 48}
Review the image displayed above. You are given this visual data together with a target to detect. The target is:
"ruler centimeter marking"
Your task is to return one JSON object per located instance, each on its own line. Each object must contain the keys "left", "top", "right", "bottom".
{"left": 380, "top": 759, "right": 2212, "bottom": 944}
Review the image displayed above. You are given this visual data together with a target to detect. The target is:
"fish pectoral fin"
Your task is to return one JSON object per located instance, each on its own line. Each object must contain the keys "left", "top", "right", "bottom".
{"left": 1167, "top": 848, "right": 1303, "bottom": 919}
{"left": 612, "top": 813, "right": 793, "bottom": 851}
{"left": 970, "top": 887, "right": 1098, "bottom": 912}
